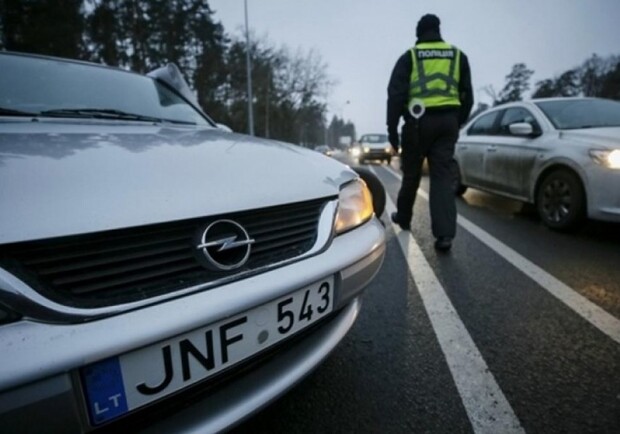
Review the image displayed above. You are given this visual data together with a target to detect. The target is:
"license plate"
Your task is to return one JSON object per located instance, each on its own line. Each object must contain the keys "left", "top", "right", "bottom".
{"left": 81, "top": 278, "right": 334, "bottom": 425}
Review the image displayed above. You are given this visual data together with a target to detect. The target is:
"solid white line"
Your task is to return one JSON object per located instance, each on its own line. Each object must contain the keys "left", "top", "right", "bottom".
{"left": 374, "top": 179, "right": 524, "bottom": 433}
{"left": 381, "top": 164, "right": 620, "bottom": 345}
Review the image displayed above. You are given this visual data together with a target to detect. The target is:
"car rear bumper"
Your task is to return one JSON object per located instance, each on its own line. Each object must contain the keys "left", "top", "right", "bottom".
{"left": 0, "top": 218, "right": 385, "bottom": 433}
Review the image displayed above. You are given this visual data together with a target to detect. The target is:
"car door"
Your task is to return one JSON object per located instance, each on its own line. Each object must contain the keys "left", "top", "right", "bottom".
{"left": 483, "top": 106, "right": 543, "bottom": 199}
{"left": 456, "top": 110, "right": 501, "bottom": 188}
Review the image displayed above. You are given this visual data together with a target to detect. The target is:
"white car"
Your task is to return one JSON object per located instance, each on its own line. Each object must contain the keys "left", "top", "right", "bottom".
{"left": 454, "top": 97, "right": 620, "bottom": 230}
{"left": 0, "top": 52, "right": 386, "bottom": 433}
{"left": 357, "top": 134, "right": 394, "bottom": 165}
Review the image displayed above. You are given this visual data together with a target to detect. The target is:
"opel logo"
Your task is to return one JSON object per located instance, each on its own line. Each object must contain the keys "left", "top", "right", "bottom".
{"left": 195, "top": 220, "right": 255, "bottom": 271}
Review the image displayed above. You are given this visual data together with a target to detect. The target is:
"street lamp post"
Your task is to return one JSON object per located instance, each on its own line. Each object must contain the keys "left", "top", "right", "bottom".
{"left": 244, "top": 0, "right": 255, "bottom": 136}
{"left": 338, "top": 100, "right": 351, "bottom": 149}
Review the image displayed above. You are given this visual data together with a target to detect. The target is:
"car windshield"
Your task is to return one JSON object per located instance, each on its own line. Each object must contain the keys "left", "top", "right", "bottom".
{"left": 535, "top": 99, "right": 620, "bottom": 130}
{"left": 0, "top": 54, "right": 211, "bottom": 126}
{"left": 360, "top": 134, "right": 388, "bottom": 143}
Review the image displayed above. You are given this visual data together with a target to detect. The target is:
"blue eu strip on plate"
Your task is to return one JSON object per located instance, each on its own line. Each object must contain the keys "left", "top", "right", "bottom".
{"left": 81, "top": 357, "right": 129, "bottom": 425}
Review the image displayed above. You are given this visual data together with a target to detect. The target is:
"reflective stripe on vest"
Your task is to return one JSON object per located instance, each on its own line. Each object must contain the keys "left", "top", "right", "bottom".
{"left": 409, "top": 42, "right": 461, "bottom": 109}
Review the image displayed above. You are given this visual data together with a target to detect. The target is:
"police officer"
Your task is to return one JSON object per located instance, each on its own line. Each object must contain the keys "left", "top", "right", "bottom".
{"left": 387, "top": 14, "right": 473, "bottom": 251}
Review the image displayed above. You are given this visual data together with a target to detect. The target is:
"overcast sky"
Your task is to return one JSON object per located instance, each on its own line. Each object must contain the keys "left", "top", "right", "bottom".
{"left": 208, "top": 0, "right": 620, "bottom": 136}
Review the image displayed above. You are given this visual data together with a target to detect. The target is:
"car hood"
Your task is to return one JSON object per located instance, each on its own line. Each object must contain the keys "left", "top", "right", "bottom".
{"left": 0, "top": 120, "right": 355, "bottom": 244}
{"left": 559, "top": 127, "right": 620, "bottom": 149}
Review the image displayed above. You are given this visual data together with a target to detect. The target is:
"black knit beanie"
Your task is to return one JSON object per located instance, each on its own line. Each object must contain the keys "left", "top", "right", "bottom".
{"left": 416, "top": 14, "right": 441, "bottom": 38}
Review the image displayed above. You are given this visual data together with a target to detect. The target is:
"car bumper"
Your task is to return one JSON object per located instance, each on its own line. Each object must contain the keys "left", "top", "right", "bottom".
{"left": 360, "top": 151, "right": 391, "bottom": 160}
{"left": 586, "top": 166, "right": 620, "bottom": 222}
{"left": 0, "top": 217, "right": 385, "bottom": 433}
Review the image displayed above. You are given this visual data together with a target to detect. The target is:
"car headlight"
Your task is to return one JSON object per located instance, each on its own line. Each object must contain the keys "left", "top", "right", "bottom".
{"left": 590, "top": 149, "right": 620, "bottom": 169}
{"left": 363, "top": 147, "right": 370, "bottom": 153}
{"left": 351, "top": 147, "right": 361, "bottom": 157}
{"left": 384, "top": 146, "right": 391, "bottom": 153}
{"left": 334, "top": 179, "right": 374, "bottom": 234}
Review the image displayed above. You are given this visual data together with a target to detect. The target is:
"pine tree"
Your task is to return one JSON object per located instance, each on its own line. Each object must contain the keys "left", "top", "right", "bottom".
{"left": 496, "top": 63, "right": 534, "bottom": 105}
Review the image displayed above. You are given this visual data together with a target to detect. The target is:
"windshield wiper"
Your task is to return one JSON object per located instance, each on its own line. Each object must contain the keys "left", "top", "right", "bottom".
{"left": 39, "top": 108, "right": 169, "bottom": 123}
{"left": 40, "top": 108, "right": 197, "bottom": 125}
{"left": 0, "top": 107, "right": 39, "bottom": 117}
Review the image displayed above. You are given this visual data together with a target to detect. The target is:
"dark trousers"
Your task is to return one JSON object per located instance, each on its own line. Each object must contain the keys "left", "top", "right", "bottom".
{"left": 396, "top": 111, "right": 459, "bottom": 238}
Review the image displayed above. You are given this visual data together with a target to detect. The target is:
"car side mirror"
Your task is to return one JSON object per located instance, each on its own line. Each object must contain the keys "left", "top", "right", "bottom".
{"left": 509, "top": 122, "right": 534, "bottom": 137}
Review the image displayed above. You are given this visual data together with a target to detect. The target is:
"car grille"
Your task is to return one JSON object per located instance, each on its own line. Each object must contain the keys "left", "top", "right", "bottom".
{"left": 0, "top": 198, "right": 330, "bottom": 308}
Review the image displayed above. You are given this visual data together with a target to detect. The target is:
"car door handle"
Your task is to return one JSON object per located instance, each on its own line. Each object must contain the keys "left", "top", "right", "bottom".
{"left": 487, "top": 146, "right": 497, "bottom": 153}
{"left": 458, "top": 145, "right": 468, "bottom": 151}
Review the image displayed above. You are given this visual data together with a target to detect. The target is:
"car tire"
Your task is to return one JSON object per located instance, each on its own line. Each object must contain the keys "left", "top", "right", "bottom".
{"left": 536, "top": 169, "right": 586, "bottom": 231}
{"left": 353, "top": 166, "right": 386, "bottom": 217}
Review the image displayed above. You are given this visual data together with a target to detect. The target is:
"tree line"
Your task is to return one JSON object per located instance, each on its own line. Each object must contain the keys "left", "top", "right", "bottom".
{"left": 471, "top": 53, "right": 620, "bottom": 117}
{"left": 0, "top": 0, "right": 353, "bottom": 147}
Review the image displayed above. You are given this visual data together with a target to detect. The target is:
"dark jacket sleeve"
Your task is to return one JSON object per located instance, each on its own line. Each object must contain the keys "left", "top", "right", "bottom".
{"left": 458, "top": 52, "right": 474, "bottom": 126}
{"left": 386, "top": 51, "right": 411, "bottom": 146}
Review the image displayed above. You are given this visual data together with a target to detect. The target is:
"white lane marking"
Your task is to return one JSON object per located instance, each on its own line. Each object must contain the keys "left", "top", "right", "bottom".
{"left": 381, "top": 164, "right": 620, "bottom": 345}
{"left": 377, "top": 183, "right": 524, "bottom": 433}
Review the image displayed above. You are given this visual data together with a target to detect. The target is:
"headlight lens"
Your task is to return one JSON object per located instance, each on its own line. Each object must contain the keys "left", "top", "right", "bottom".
{"left": 351, "top": 147, "right": 361, "bottom": 157}
{"left": 385, "top": 146, "right": 392, "bottom": 153}
{"left": 334, "top": 179, "right": 374, "bottom": 234}
{"left": 590, "top": 149, "right": 620, "bottom": 169}
{"left": 609, "top": 150, "right": 620, "bottom": 168}
{"left": 363, "top": 146, "right": 370, "bottom": 153}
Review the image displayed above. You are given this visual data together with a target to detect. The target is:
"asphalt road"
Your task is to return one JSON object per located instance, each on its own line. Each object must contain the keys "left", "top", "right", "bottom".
{"left": 232, "top": 152, "right": 620, "bottom": 434}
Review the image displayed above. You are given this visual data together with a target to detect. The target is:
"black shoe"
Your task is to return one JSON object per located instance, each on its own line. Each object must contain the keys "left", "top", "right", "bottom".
{"left": 434, "top": 237, "right": 453, "bottom": 252}
{"left": 390, "top": 212, "right": 411, "bottom": 231}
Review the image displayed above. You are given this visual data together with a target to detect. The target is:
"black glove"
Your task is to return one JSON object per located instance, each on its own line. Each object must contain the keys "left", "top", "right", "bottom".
{"left": 389, "top": 131, "right": 399, "bottom": 153}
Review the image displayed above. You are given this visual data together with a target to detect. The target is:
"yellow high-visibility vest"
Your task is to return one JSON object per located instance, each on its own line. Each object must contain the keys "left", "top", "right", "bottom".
{"left": 409, "top": 41, "right": 461, "bottom": 109}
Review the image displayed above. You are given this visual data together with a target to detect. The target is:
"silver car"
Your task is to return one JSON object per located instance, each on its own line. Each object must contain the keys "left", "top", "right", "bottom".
{"left": 454, "top": 97, "right": 620, "bottom": 229}
{"left": 0, "top": 52, "right": 385, "bottom": 432}
{"left": 357, "top": 134, "right": 394, "bottom": 165}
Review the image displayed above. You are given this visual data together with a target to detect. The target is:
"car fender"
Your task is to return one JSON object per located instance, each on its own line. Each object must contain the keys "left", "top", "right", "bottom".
{"left": 352, "top": 166, "right": 386, "bottom": 217}
{"left": 530, "top": 156, "right": 589, "bottom": 203}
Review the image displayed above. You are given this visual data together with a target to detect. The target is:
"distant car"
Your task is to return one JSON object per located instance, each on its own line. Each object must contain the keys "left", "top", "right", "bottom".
{"left": 0, "top": 51, "right": 386, "bottom": 433}
{"left": 454, "top": 97, "right": 620, "bottom": 230}
{"left": 358, "top": 134, "right": 393, "bottom": 164}
{"left": 348, "top": 143, "right": 362, "bottom": 158}
{"left": 314, "top": 144, "right": 333, "bottom": 156}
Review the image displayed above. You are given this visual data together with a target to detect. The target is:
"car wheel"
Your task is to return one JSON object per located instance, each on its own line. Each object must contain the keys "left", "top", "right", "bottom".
{"left": 536, "top": 169, "right": 585, "bottom": 230}
{"left": 353, "top": 166, "right": 386, "bottom": 217}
